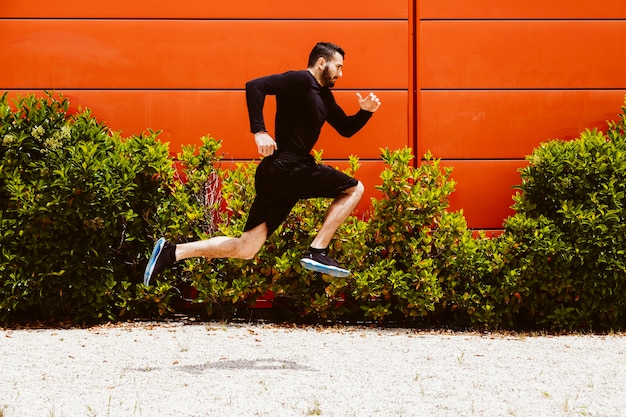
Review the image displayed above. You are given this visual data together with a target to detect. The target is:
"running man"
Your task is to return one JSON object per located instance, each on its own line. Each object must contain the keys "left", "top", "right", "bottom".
{"left": 144, "top": 41, "right": 381, "bottom": 285}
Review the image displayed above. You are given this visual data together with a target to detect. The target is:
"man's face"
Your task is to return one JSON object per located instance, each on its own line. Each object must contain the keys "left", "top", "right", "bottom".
{"left": 320, "top": 52, "right": 344, "bottom": 88}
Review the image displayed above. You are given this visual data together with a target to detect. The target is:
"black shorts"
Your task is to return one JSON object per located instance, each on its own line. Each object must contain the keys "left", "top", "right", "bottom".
{"left": 243, "top": 152, "right": 358, "bottom": 236}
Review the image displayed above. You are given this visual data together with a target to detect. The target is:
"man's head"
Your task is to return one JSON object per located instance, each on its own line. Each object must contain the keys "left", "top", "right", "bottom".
{"left": 307, "top": 42, "right": 345, "bottom": 88}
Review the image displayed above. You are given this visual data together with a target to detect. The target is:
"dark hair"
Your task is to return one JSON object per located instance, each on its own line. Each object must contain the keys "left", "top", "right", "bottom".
{"left": 307, "top": 42, "right": 345, "bottom": 68}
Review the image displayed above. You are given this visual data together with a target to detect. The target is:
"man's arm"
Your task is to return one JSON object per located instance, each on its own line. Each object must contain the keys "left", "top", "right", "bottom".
{"left": 245, "top": 77, "right": 278, "bottom": 156}
{"left": 327, "top": 92, "right": 381, "bottom": 138}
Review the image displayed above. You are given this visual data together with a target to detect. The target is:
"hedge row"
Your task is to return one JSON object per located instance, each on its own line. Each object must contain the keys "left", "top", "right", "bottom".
{"left": 2, "top": 92, "right": 626, "bottom": 331}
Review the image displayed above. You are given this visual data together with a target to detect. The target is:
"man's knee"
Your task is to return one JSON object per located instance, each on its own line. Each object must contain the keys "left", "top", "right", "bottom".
{"left": 348, "top": 181, "right": 365, "bottom": 200}
{"left": 237, "top": 224, "right": 268, "bottom": 259}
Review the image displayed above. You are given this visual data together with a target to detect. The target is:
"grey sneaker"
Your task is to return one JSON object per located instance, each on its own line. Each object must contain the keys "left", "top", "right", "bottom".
{"left": 143, "top": 238, "right": 176, "bottom": 286}
{"left": 300, "top": 249, "right": 350, "bottom": 277}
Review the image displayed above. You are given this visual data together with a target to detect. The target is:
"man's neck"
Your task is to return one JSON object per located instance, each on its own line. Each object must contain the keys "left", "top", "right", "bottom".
{"left": 307, "top": 68, "right": 323, "bottom": 87}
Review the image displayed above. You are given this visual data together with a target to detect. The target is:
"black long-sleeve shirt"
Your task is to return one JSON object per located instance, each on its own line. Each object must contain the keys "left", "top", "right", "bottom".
{"left": 245, "top": 70, "right": 372, "bottom": 157}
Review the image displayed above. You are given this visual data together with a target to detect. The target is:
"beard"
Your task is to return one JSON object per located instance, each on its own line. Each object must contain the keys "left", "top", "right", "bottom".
{"left": 321, "top": 65, "right": 336, "bottom": 88}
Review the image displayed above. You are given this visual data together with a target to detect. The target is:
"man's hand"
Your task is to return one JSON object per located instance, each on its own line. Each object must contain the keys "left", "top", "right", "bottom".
{"left": 254, "top": 131, "right": 277, "bottom": 156}
{"left": 357, "top": 92, "right": 381, "bottom": 113}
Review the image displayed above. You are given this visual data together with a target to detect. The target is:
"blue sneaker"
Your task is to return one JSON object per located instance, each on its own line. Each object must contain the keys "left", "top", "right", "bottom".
{"left": 143, "top": 238, "right": 176, "bottom": 286}
{"left": 300, "top": 249, "right": 350, "bottom": 277}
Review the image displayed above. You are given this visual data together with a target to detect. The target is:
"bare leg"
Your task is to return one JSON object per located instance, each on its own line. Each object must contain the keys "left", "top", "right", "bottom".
{"left": 310, "top": 181, "right": 364, "bottom": 249}
{"left": 174, "top": 223, "right": 268, "bottom": 261}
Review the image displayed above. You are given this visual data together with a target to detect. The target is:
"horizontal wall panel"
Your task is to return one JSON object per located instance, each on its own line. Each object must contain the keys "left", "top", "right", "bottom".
{"left": 5, "top": 90, "right": 405, "bottom": 159}
{"left": 419, "top": 90, "right": 626, "bottom": 159}
{"left": 420, "top": 0, "right": 626, "bottom": 19}
{"left": 439, "top": 160, "right": 526, "bottom": 229}
{"left": 0, "top": 0, "right": 407, "bottom": 19}
{"left": 0, "top": 20, "right": 408, "bottom": 90}
{"left": 420, "top": 21, "right": 626, "bottom": 89}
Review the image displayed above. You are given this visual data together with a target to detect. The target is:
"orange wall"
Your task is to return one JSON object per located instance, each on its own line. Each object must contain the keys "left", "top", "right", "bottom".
{"left": 418, "top": 0, "right": 626, "bottom": 229}
{"left": 0, "top": 1, "right": 410, "bottom": 215}
{"left": 2, "top": 1, "right": 626, "bottom": 230}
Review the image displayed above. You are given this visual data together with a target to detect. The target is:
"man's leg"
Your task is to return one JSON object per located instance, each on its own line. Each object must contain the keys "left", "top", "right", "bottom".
{"left": 143, "top": 223, "right": 268, "bottom": 285}
{"left": 175, "top": 223, "right": 268, "bottom": 261}
{"left": 310, "top": 181, "right": 364, "bottom": 249}
{"left": 300, "top": 181, "right": 363, "bottom": 277}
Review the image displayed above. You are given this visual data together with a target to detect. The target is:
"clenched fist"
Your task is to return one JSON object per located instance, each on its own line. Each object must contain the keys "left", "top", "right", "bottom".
{"left": 254, "top": 131, "right": 277, "bottom": 156}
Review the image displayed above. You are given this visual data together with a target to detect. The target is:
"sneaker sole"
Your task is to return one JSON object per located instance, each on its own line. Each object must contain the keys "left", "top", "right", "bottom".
{"left": 300, "top": 258, "right": 350, "bottom": 278}
{"left": 143, "top": 237, "right": 166, "bottom": 286}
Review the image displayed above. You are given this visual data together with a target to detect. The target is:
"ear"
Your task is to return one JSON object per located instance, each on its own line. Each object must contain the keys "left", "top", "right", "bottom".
{"left": 316, "top": 56, "right": 327, "bottom": 69}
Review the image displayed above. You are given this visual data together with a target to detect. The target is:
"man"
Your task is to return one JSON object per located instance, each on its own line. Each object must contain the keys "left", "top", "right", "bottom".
{"left": 144, "top": 41, "right": 380, "bottom": 285}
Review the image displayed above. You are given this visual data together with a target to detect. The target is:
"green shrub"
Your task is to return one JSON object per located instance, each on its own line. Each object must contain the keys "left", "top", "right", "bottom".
{"left": 352, "top": 149, "right": 462, "bottom": 322}
{"left": 494, "top": 102, "right": 626, "bottom": 330}
{"left": 0, "top": 92, "right": 175, "bottom": 323}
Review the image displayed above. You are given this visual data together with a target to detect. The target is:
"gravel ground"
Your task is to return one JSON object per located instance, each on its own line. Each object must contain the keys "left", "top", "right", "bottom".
{"left": 0, "top": 321, "right": 625, "bottom": 417}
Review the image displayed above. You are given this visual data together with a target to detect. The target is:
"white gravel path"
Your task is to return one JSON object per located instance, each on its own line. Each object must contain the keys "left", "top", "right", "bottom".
{"left": 0, "top": 322, "right": 625, "bottom": 417}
